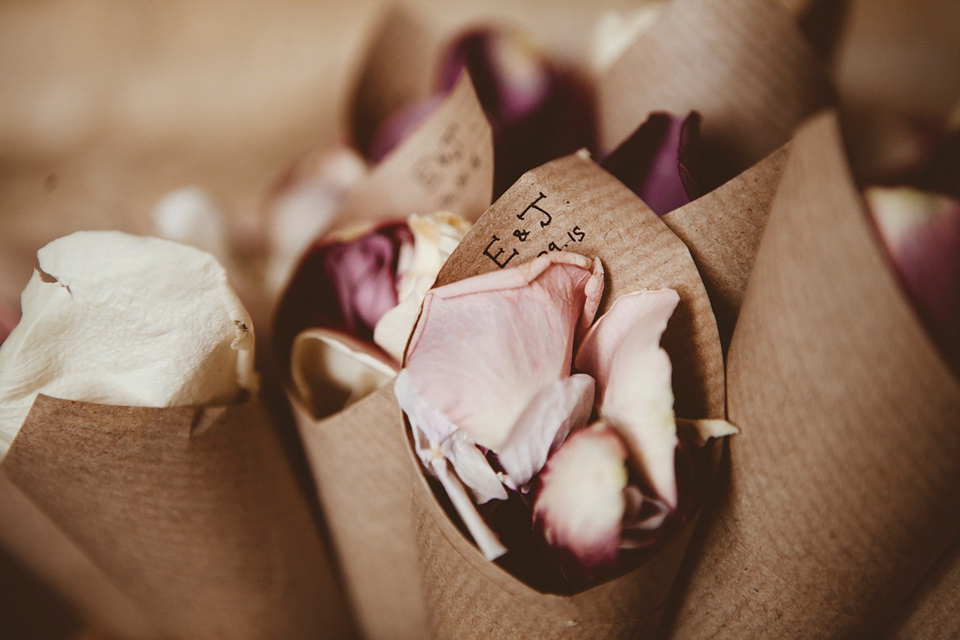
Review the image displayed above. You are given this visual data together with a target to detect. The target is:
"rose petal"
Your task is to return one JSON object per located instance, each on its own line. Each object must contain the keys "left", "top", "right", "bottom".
{"left": 575, "top": 288, "right": 680, "bottom": 507}
{"left": 533, "top": 422, "right": 628, "bottom": 575}
{"left": 368, "top": 95, "right": 445, "bottom": 164}
{"left": 291, "top": 328, "right": 397, "bottom": 419}
{"left": 402, "top": 253, "right": 603, "bottom": 452}
{"left": 497, "top": 373, "right": 595, "bottom": 490}
{"left": 430, "top": 458, "right": 507, "bottom": 561}
{"left": 600, "top": 111, "right": 701, "bottom": 216}
{"left": 591, "top": 4, "right": 666, "bottom": 73}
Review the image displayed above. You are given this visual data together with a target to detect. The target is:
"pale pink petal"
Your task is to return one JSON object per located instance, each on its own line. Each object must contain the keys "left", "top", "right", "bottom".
{"left": 403, "top": 253, "right": 602, "bottom": 452}
{"left": 575, "top": 288, "right": 680, "bottom": 507}
{"left": 395, "top": 369, "right": 459, "bottom": 448}
{"left": 533, "top": 422, "right": 628, "bottom": 573}
{"left": 430, "top": 458, "right": 508, "bottom": 560}
{"left": 445, "top": 431, "right": 509, "bottom": 503}
{"left": 497, "top": 373, "right": 595, "bottom": 490}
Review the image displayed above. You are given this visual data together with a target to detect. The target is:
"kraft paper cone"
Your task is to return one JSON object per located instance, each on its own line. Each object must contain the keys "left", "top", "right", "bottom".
{"left": 660, "top": 143, "right": 790, "bottom": 348}
{"left": 1, "top": 395, "right": 352, "bottom": 640}
{"left": 0, "top": 474, "right": 163, "bottom": 640}
{"left": 883, "top": 531, "right": 960, "bottom": 640}
{"left": 411, "top": 152, "right": 725, "bottom": 638}
{"left": 335, "top": 71, "right": 493, "bottom": 227}
{"left": 598, "top": 0, "right": 832, "bottom": 188}
{"left": 273, "top": 65, "right": 493, "bottom": 640}
{"left": 662, "top": 111, "right": 960, "bottom": 638}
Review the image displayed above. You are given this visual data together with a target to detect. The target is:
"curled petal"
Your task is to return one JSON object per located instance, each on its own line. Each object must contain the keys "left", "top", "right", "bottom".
{"left": 533, "top": 422, "right": 628, "bottom": 576}
{"left": 291, "top": 328, "right": 397, "bottom": 419}
{"left": 445, "top": 431, "right": 509, "bottom": 504}
{"left": 575, "top": 288, "right": 680, "bottom": 507}
{"left": 403, "top": 253, "right": 603, "bottom": 452}
{"left": 497, "top": 373, "right": 595, "bottom": 490}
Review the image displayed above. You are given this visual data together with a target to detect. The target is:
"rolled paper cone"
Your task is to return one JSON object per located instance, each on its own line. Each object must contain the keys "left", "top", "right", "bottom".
{"left": 660, "top": 143, "right": 790, "bottom": 349}
{"left": 1, "top": 395, "right": 352, "bottom": 640}
{"left": 412, "top": 153, "right": 725, "bottom": 637}
{"left": 598, "top": 0, "right": 832, "bottom": 189}
{"left": 881, "top": 530, "right": 960, "bottom": 639}
{"left": 348, "top": 6, "right": 441, "bottom": 158}
{"left": 334, "top": 71, "right": 494, "bottom": 228}
{"left": 661, "top": 110, "right": 960, "bottom": 638}
{"left": 0, "top": 475, "right": 163, "bottom": 639}
{"left": 288, "top": 384, "right": 427, "bottom": 640}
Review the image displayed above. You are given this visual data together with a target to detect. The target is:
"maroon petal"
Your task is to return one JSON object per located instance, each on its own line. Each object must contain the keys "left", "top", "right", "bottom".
{"left": 367, "top": 94, "right": 445, "bottom": 164}
{"left": 600, "top": 111, "right": 702, "bottom": 216}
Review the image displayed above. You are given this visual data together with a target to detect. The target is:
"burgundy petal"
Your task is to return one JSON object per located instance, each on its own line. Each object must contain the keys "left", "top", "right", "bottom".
{"left": 601, "top": 111, "right": 702, "bottom": 216}
{"left": 367, "top": 94, "right": 445, "bottom": 164}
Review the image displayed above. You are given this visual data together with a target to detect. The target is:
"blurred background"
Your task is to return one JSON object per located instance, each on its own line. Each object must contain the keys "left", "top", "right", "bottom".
{"left": 0, "top": 0, "right": 958, "bottom": 637}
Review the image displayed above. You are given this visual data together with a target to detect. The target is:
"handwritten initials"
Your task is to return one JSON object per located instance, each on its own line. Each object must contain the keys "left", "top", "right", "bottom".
{"left": 483, "top": 235, "right": 519, "bottom": 269}
{"left": 517, "top": 192, "right": 552, "bottom": 228}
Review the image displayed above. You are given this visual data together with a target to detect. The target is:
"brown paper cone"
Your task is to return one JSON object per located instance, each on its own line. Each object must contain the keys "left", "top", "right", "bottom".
{"left": 882, "top": 532, "right": 960, "bottom": 639}
{"left": 1, "top": 394, "right": 352, "bottom": 640}
{"left": 289, "top": 385, "right": 427, "bottom": 640}
{"left": 660, "top": 143, "right": 790, "bottom": 348}
{"left": 598, "top": 0, "right": 832, "bottom": 188}
{"left": 662, "top": 110, "right": 960, "bottom": 639}
{"left": 0, "top": 474, "right": 163, "bottom": 639}
{"left": 409, "top": 152, "right": 725, "bottom": 638}
{"left": 336, "top": 71, "right": 494, "bottom": 227}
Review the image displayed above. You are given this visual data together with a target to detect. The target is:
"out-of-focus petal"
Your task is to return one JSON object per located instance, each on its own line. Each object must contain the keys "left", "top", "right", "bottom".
{"left": 373, "top": 211, "right": 472, "bottom": 362}
{"left": 865, "top": 186, "right": 960, "bottom": 371}
{"left": 0, "top": 305, "right": 17, "bottom": 346}
{"left": 497, "top": 374, "right": 595, "bottom": 490}
{"left": 402, "top": 253, "right": 602, "bottom": 452}
{"left": 675, "top": 417, "right": 740, "bottom": 447}
{"left": 533, "top": 422, "right": 628, "bottom": 576}
{"left": 368, "top": 95, "right": 445, "bottom": 164}
{"left": 591, "top": 3, "right": 666, "bottom": 73}
{"left": 575, "top": 288, "right": 680, "bottom": 507}
{"left": 153, "top": 187, "right": 230, "bottom": 266}
{"left": 601, "top": 111, "right": 701, "bottom": 216}
{"left": 291, "top": 328, "right": 397, "bottom": 419}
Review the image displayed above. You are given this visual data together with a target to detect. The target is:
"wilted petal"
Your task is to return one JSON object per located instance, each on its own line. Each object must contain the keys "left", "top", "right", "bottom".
{"left": 533, "top": 422, "right": 628, "bottom": 575}
{"left": 291, "top": 328, "right": 397, "bottom": 419}
{"left": 575, "top": 288, "right": 680, "bottom": 507}
{"left": 601, "top": 112, "right": 701, "bottom": 216}
{"left": 498, "top": 373, "right": 595, "bottom": 490}
{"left": 402, "top": 253, "right": 603, "bottom": 452}
{"left": 373, "top": 211, "right": 472, "bottom": 361}
{"left": 865, "top": 186, "right": 960, "bottom": 371}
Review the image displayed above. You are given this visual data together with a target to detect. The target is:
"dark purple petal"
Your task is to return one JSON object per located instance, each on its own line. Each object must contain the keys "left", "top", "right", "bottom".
{"left": 367, "top": 94, "right": 445, "bottom": 164}
{"left": 0, "top": 304, "right": 17, "bottom": 346}
{"left": 601, "top": 111, "right": 702, "bottom": 216}
{"left": 439, "top": 26, "right": 597, "bottom": 197}
{"left": 273, "top": 221, "right": 413, "bottom": 374}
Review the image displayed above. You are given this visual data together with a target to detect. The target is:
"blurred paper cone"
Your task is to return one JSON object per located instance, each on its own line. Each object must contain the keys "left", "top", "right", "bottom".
{"left": 662, "top": 110, "right": 960, "bottom": 638}
{"left": 412, "top": 152, "right": 725, "bottom": 638}
{"left": 598, "top": 0, "right": 832, "bottom": 189}
{"left": 1, "top": 395, "right": 351, "bottom": 640}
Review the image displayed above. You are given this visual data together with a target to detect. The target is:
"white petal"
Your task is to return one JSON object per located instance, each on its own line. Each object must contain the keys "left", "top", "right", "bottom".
{"left": 445, "top": 432, "right": 508, "bottom": 503}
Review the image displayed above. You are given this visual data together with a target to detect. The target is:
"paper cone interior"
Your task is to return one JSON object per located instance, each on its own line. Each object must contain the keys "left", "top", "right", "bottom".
{"left": 662, "top": 110, "right": 960, "bottom": 639}
{"left": 406, "top": 152, "right": 726, "bottom": 637}
{"left": 287, "top": 384, "right": 427, "bottom": 640}
{"left": 660, "top": 143, "right": 790, "bottom": 348}
{"left": 0, "top": 474, "right": 163, "bottom": 639}
{"left": 1, "top": 395, "right": 352, "bottom": 640}
{"left": 598, "top": 0, "right": 832, "bottom": 189}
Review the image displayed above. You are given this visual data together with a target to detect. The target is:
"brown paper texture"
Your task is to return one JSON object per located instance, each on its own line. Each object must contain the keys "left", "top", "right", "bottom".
{"left": 336, "top": 71, "right": 493, "bottom": 227}
{"left": 410, "top": 152, "right": 725, "bottom": 638}
{"left": 660, "top": 143, "right": 790, "bottom": 348}
{"left": 0, "top": 474, "right": 163, "bottom": 639}
{"left": 598, "top": 0, "right": 832, "bottom": 187}
{"left": 1, "top": 395, "right": 352, "bottom": 640}
{"left": 662, "top": 111, "right": 960, "bottom": 639}
{"left": 882, "top": 531, "right": 960, "bottom": 639}
{"left": 289, "top": 385, "right": 427, "bottom": 640}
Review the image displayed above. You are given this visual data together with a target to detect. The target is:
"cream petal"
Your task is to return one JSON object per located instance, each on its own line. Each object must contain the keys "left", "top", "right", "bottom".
{"left": 575, "top": 288, "right": 680, "bottom": 507}
{"left": 497, "top": 373, "right": 595, "bottom": 490}
{"left": 445, "top": 431, "right": 509, "bottom": 503}
{"left": 430, "top": 458, "right": 507, "bottom": 561}
{"left": 403, "top": 253, "right": 602, "bottom": 452}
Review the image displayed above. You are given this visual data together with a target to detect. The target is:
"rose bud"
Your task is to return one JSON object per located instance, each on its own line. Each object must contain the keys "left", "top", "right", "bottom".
{"left": 533, "top": 422, "right": 629, "bottom": 582}
{"left": 438, "top": 26, "right": 597, "bottom": 196}
{"left": 395, "top": 253, "right": 604, "bottom": 558}
{"left": 865, "top": 186, "right": 960, "bottom": 372}
{"left": 601, "top": 112, "right": 702, "bottom": 216}
{"left": 264, "top": 145, "right": 368, "bottom": 293}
